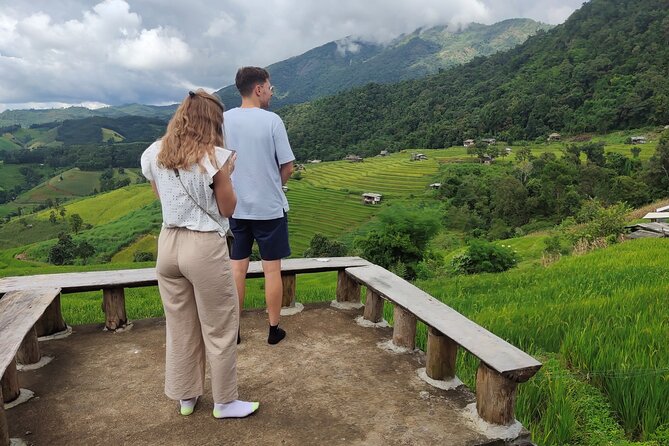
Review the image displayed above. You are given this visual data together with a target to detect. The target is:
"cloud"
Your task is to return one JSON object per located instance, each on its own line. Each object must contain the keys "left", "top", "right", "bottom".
{"left": 335, "top": 37, "right": 362, "bottom": 57}
{"left": 0, "top": 0, "right": 586, "bottom": 111}
{"left": 113, "top": 28, "right": 192, "bottom": 70}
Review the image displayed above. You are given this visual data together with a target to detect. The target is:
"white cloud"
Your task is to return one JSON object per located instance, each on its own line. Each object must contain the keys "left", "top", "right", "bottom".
{"left": 205, "top": 13, "right": 237, "bottom": 38}
{"left": 113, "top": 28, "right": 192, "bottom": 70}
{"left": 0, "top": 0, "right": 587, "bottom": 111}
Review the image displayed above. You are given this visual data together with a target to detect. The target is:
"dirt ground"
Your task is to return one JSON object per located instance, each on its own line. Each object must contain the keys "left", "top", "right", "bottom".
{"left": 6, "top": 303, "right": 530, "bottom": 446}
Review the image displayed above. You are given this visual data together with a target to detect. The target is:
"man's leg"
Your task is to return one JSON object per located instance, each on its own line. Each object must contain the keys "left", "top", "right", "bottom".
{"left": 231, "top": 258, "right": 250, "bottom": 316}
{"left": 254, "top": 213, "right": 290, "bottom": 345}
{"left": 229, "top": 218, "right": 254, "bottom": 344}
{"left": 261, "top": 259, "right": 282, "bottom": 326}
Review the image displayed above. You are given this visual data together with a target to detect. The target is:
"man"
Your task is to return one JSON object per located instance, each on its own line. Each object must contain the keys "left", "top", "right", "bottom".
{"left": 224, "top": 67, "right": 294, "bottom": 345}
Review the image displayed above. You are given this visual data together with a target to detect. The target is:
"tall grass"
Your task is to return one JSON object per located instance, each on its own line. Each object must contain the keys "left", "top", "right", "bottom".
{"left": 416, "top": 238, "right": 669, "bottom": 442}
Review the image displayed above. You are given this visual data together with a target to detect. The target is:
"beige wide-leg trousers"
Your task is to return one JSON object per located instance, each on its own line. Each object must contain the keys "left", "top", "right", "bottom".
{"left": 156, "top": 227, "right": 239, "bottom": 404}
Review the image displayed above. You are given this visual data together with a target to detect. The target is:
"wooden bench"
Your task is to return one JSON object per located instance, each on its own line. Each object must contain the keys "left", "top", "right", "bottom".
{"left": 0, "top": 288, "right": 62, "bottom": 446}
{"left": 342, "top": 264, "right": 542, "bottom": 426}
{"left": 0, "top": 257, "right": 372, "bottom": 331}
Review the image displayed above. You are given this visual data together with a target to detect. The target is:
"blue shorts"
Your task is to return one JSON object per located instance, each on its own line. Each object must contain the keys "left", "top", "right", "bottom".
{"left": 229, "top": 213, "right": 291, "bottom": 261}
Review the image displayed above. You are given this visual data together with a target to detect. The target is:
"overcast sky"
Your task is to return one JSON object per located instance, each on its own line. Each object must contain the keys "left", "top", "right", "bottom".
{"left": 0, "top": 0, "right": 586, "bottom": 112}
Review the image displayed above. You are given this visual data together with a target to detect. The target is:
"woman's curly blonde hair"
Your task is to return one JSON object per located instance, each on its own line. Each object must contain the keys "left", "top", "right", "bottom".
{"left": 157, "top": 89, "right": 225, "bottom": 171}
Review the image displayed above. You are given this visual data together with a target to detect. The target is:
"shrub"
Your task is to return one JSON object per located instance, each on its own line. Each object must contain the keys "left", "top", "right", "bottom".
{"left": 451, "top": 240, "right": 518, "bottom": 274}
{"left": 355, "top": 206, "right": 440, "bottom": 279}
{"left": 569, "top": 200, "right": 630, "bottom": 244}
{"left": 133, "top": 251, "right": 154, "bottom": 262}
{"left": 48, "top": 232, "right": 77, "bottom": 265}
{"left": 304, "top": 233, "right": 347, "bottom": 258}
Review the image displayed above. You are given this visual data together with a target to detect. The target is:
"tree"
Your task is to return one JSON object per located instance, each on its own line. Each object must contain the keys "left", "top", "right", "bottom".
{"left": 581, "top": 142, "right": 606, "bottom": 166}
{"left": 355, "top": 206, "right": 440, "bottom": 279}
{"left": 514, "top": 146, "right": 533, "bottom": 162}
{"left": 48, "top": 233, "right": 76, "bottom": 265}
{"left": 75, "top": 241, "right": 95, "bottom": 264}
{"left": 630, "top": 146, "right": 641, "bottom": 158}
{"left": 69, "top": 213, "right": 83, "bottom": 234}
{"left": 59, "top": 207, "right": 67, "bottom": 220}
{"left": 49, "top": 211, "right": 57, "bottom": 224}
{"left": 303, "top": 233, "right": 347, "bottom": 258}
{"left": 644, "top": 130, "right": 669, "bottom": 196}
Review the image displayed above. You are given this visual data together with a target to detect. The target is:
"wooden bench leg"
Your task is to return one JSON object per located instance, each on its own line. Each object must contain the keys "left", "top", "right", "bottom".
{"left": 103, "top": 287, "right": 127, "bottom": 331}
{"left": 363, "top": 289, "right": 383, "bottom": 323}
{"left": 281, "top": 274, "right": 296, "bottom": 308}
{"left": 1, "top": 359, "right": 20, "bottom": 404}
{"left": 35, "top": 293, "right": 67, "bottom": 337}
{"left": 336, "top": 271, "right": 360, "bottom": 303}
{"left": 0, "top": 387, "right": 9, "bottom": 446}
{"left": 392, "top": 306, "right": 416, "bottom": 350}
{"left": 17, "top": 326, "right": 41, "bottom": 365}
{"left": 426, "top": 327, "right": 458, "bottom": 380}
{"left": 476, "top": 362, "right": 518, "bottom": 425}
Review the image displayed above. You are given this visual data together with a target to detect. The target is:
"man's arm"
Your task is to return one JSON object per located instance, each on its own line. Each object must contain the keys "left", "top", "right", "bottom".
{"left": 280, "top": 161, "right": 294, "bottom": 185}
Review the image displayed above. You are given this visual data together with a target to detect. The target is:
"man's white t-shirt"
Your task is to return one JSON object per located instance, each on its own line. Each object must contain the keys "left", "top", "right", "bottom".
{"left": 223, "top": 107, "right": 295, "bottom": 220}
{"left": 140, "top": 141, "right": 233, "bottom": 235}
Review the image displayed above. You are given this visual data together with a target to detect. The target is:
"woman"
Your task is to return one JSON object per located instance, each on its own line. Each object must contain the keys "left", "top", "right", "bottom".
{"left": 141, "top": 89, "right": 258, "bottom": 419}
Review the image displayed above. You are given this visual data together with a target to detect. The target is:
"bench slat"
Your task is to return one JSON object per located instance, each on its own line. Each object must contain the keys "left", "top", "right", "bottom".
{"left": 0, "top": 257, "right": 371, "bottom": 294}
{"left": 0, "top": 288, "right": 61, "bottom": 375}
{"left": 346, "top": 265, "right": 541, "bottom": 382}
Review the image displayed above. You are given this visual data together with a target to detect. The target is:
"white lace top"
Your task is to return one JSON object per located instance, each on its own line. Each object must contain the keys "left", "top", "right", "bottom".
{"left": 141, "top": 141, "right": 233, "bottom": 235}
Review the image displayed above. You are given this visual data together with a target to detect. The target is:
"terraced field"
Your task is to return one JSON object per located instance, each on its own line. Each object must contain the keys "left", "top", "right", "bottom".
{"left": 285, "top": 179, "right": 379, "bottom": 254}
{"left": 34, "top": 184, "right": 156, "bottom": 226}
{"left": 302, "top": 150, "right": 443, "bottom": 197}
{"left": 18, "top": 168, "right": 101, "bottom": 203}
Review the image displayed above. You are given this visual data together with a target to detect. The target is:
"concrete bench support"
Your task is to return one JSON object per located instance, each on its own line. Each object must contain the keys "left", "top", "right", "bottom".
{"left": 17, "top": 327, "right": 41, "bottom": 365}
{"left": 363, "top": 289, "right": 384, "bottom": 323}
{"left": 35, "top": 293, "right": 66, "bottom": 337}
{"left": 345, "top": 264, "right": 541, "bottom": 426}
{"left": 426, "top": 327, "right": 458, "bottom": 380}
{"left": 281, "top": 274, "right": 296, "bottom": 308}
{"left": 392, "top": 306, "right": 416, "bottom": 350}
{"left": 476, "top": 362, "right": 518, "bottom": 425}
{"left": 0, "top": 360, "right": 19, "bottom": 404}
{"left": 102, "top": 287, "right": 127, "bottom": 331}
{"left": 336, "top": 270, "right": 360, "bottom": 303}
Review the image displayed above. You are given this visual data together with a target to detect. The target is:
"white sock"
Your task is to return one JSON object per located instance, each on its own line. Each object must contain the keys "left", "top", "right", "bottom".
{"left": 180, "top": 396, "right": 198, "bottom": 416}
{"left": 212, "top": 400, "right": 260, "bottom": 419}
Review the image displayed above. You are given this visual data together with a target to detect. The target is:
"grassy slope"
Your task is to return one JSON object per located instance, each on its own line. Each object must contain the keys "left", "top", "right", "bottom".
{"left": 414, "top": 238, "right": 668, "bottom": 444}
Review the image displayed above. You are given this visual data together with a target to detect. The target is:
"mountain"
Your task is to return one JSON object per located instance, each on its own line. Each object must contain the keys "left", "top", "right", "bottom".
{"left": 280, "top": 0, "right": 669, "bottom": 161}
{"left": 0, "top": 104, "right": 176, "bottom": 128}
{"left": 215, "top": 19, "right": 552, "bottom": 109}
{"left": 0, "top": 115, "right": 167, "bottom": 153}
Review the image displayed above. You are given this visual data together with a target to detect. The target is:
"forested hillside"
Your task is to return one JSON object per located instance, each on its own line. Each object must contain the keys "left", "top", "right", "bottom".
{"left": 216, "top": 19, "right": 551, "bottom": 109}
{"left": 0, "top": 104, "right": 176, "bottom": 128}
{"left": 281, "top": 0, "right": 669, "bottom": 161}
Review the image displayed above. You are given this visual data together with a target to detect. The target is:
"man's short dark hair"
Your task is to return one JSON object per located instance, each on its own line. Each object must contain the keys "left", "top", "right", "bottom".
{"left": 235, "top": 67, "right": 270, "bottom": 97}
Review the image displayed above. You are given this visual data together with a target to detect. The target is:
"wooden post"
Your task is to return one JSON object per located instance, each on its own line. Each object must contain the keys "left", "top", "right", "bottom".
{"left": 0, "top": 387, "right": 9, "bottom": 446}
{"left": 476, "top": 362, "right": 518, "bottom": 425}
{"left": 281, "top": 274, "right": 296, "bottom": 308}
{"left": 363, "top": 289, "right": 383, "bottom": 322}
{"left": 392, "top": 306, "right": 416, "bottom": 350}
{"left": 35, "top": 293, "right": 67, "bottom": 337}
{"left": 426, "top": 327, "right": 458, "bottom": 380}
{"left": 102, "top": 287, "right": 127, "bottom": 331}
{"left": 336, "top": 271, "right": 360, "bottom": 303}
{"left": 1, "top": 359, "right": 20, "bottom": 404}
{"left": 17, "top": 326, "right": 41, "bottom": 365}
